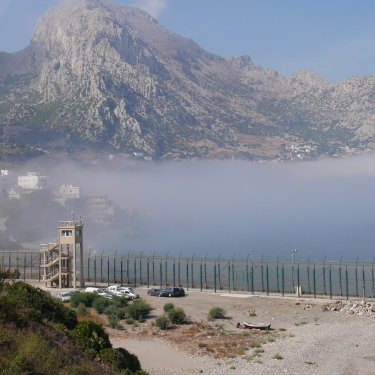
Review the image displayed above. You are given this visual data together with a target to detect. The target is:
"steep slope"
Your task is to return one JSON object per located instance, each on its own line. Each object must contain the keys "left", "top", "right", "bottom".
{"left": 0, "top": 0, "right": 375, "bottom": 161}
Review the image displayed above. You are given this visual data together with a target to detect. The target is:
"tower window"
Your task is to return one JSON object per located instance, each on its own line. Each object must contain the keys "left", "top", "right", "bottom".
{"left": 61, "top": 230, "right": 73, "bottom": 236}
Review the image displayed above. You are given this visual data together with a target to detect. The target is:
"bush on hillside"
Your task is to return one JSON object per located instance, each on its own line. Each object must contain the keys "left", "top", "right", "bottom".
{"left": 5, "top": 282, "right": 77, "bottom": 329}
{"left": 70, "top": 292, "right": 97, "bottom": 308}
{"left": 208, "top": 307, "right": 226, "bottom": 319}
{"left": 167, "top": 307, "right": 186, "bottom": 325}
{"left": 125, "top": 300, "right": 152, "bottom": 322}
{"left": 155, "top": 316, "right": 169, "bottom": 330}
{"left": 100, "top": 347, "right": 141, "bottom": 373}
{"left": 163, "top": 303, "right": 174, "bottom": 313}
{"left": 92, "top": 296, "right": 110, "bottom": 314}
{"left": 71, "top": 321, "right": 111, "bottom": 354}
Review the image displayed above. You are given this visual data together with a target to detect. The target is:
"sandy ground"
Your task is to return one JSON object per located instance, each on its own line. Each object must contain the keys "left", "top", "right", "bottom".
{"left": 111, "top": 289, "right": 375, "bottom": 375}
{"left": 31, "top": 282, "right": 375, "bottom": 375}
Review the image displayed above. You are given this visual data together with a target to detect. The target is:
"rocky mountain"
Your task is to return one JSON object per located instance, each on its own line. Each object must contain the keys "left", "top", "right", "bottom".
{"left": 0, "top": 0, "right": 375, "bottom": 161}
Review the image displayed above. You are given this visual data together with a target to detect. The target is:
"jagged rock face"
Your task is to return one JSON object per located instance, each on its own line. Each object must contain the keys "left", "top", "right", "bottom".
{"left": 1, "top": 0, "right": 375, "bottom": 160}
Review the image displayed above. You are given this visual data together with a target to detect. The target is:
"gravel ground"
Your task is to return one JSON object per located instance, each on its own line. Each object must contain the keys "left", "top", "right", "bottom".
{"left": 113, "top": 289, "right": 375, "bottom": 375}
{"left": 31, "top": 281, "right": 375, "bottom": 375}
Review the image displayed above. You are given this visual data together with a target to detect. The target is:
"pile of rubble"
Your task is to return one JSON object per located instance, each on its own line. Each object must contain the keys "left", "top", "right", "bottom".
{"left": 324, "top": 300, "right": 375, "bottom": 318}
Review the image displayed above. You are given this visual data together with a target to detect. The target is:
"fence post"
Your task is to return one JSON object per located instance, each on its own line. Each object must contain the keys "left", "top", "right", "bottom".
{"left": 23, "top": 252, "right": 26, "bottom": 281}
{"left": 355, "top": 258, "right": 359, "bottom": 297}
{"left": 191, "top": 255, "right": 194, "bottom": 289}
{"left": 345, "top": 265, "right": 349, "bottom": 300}
{"left": 173, "top": 261, "right": 176, "bottom": 287}
{"left": 94, "top": 257, "right": 97, "bottom": 285}
{"left": 228, "top": 263, "right": 231, "bottom": 293}
{"left": 251, "top": 263, "right": 254, "bottom": 294}
{"left": 113, "top": 255, "right": 116, "bottom": 283}
{"left": 107, "top": 256, "right": 110, "bottom": 286}
{"left": 297, "top": 264, "right": 300, "bottom": 297}
{"left": 100, "top": 256, "right": 103, "bottom": 283}
{"left": 246, "top": 263, "right": 250, "bottom": 293}
{"left": 204, "top": 261, "right": 207, "bottom": 289}
{"left": 307, "top": 257, "right": 311, "bottom": 295}
{"left": 120, "top": 259, "right": 123, "bottom": 286}
{"left": 165, "top": 254, "right": 168, "bottom": 287}
{"left": 38, "top": 253, "right": 41, "bottom": 282}
{"left": 329, "top": 265, "right": 332, "bottom": 299}
{"left": 159, "top": 262, "right": 162, "bottom": 288}
{"left": 281, "top": 264, "right": 285, "bottom": 297}
{"left": 147, "top": 258, "right": 150, "bottom": 288}
{"left": 266, "top": 262, "right": 269, "bottom": 296}
{"left": 214, "top": 263, "right": 217, "bottom": 293}
{"left": 186, "top": 262, "right": 189, "bottom": 291}
{"left": 372, "top": 258, "right": 375, "bottom": 298}
{"left": 139, "top": 255, "right": 142, "bottom": 285}
{"left": 276, "top": 256, "right": 279, "bottom": 293}
{"left": 218, "top": 261, "right": 221, "bottom": 289}
{"left": 134, "top": 258, "right": 137, "bottom": 287}
{"left": 200, "top": 262, "right": 203, "bottom": 292}
{"left": 339, "top": 257, "right": 343, "bottom": 297}
{"left": 362, "top": 265, "right": 366, "bottom": 301}
{"left": 178, "top": 254, "right": 181, "bottom": 286}
{"left": 323, "top": 257, "right": 326, "bottom": 295}
{"left": 313, "top": 264, "right": 316, "bottom": 298}
{"left": 261, "top": 262, "right": 264, "bottom": 293}
{"left": 152, "top": 256, "right": 155, "bottom": 286}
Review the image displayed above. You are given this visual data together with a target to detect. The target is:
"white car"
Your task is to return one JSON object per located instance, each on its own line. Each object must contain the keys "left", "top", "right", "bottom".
{"left": 57, "top": 290, "right": 79, "bottom": 302}
{"left": 106, "top": 285, "right": 139, "bottom": 300}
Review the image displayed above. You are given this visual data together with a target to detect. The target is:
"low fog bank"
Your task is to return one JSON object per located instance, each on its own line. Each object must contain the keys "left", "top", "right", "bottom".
{"left": 4, "top": 155, "right": 375, "bottom": 261}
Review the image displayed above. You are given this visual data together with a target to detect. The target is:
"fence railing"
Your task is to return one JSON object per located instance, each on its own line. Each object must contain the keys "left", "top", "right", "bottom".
{"left": 1, "top": 251, "right": 374, "bottom": 299}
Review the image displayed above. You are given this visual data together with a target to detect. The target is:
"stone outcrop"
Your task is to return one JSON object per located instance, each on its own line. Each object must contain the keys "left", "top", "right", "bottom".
{"left": 324, "top": 300, "right": 375, "bottom": 318}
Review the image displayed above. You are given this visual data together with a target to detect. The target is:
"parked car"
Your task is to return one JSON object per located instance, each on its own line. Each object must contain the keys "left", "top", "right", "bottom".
{"left": 106, "top": 285, "right": 139, "bottom": 300}
{"left": 158, "top": 287, "right": 185, "bottom": 297}
{"left": 57, "top": 290, "right": 79, "bottom": 302}
{"left": 147, "top": 288, "right": 161, "bottom": 296}
{"left": 96, "top": 289, "right": 113, "bottom": 299}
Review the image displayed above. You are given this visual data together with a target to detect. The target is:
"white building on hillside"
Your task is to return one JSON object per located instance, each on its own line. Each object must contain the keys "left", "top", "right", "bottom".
{"left": 18, "top": 172, "right": 47, "bottom": 190}
{"left": 59, "top": 185, "right": 80, "bottom": 199}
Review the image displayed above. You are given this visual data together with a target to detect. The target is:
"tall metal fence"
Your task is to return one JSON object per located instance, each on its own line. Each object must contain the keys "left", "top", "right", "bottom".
{"left": 1, "top": 250, "right": 374, "bottom": 300}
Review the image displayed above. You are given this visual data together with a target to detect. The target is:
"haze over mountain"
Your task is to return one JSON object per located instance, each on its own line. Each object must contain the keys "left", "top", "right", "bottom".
{"left": 1, "top": 0, "right": 375, "bottom": 161}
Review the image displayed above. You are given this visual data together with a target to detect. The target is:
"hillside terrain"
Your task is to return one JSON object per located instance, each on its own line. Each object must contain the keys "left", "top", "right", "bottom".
{"left": 1, "top": 0, "right": 375, "bottom": 161}
{"left": 0, "top": 275, "right": 147, "bottom": 375}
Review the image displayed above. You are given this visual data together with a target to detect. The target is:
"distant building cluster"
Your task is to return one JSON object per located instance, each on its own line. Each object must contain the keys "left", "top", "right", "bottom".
{"left": 0, "top": 169, "right": 119, "bottom": 227}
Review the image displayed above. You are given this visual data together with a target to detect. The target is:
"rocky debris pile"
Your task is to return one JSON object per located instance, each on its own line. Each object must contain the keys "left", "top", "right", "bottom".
{"left": 323, "top": 300, "right": 375, "bottom": 318}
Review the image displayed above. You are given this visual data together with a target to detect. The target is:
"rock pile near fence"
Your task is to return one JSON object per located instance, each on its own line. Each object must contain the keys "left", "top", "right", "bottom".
{"left": 324, "top": 300, "right": 375, "bottom": 318}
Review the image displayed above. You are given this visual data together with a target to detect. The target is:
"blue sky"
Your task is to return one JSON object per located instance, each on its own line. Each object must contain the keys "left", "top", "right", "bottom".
{"left": 1, "top": 0, "right": 375, "bottom": 82}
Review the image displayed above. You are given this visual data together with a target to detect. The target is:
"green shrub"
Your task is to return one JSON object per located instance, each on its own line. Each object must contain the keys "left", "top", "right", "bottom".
{"left": 167, "top": 307, "right": 186, "bottom": 324}
{"left": 5, "top": 282, "right": 77, "bottom": 329}
{"left": 163, "top": 303, "right": 175, "bottom": 312}
{"left": 107, "top": 314, "right": 123, "bottom": 329}
{"left": 100, "top": 347, "right": 141, "bottom": 372}
{"left": 126, "top": 318, "right": 135, "bottom": 325}
{"left": 125, "top": 299, "right": 152, "bottom": 321}
{"left": 76, "top": 303, "right": 90, "bottom": 317}
{"left": 155, "top": 316, "right": 169, "bottom": 330}
{"left": 92, "top": 296, "right": 110, "bottom": 314}
{"left": 71, "top": 321, "right": 111, "bottom": 353}
{"left": 70, "top": 292, "right": 97, "bottom": 308}
{"left": 110, "top": 296, "right": 128, "bottom": 308}
{"left": 208, "top": 307, "right": 226, "bottom": 319}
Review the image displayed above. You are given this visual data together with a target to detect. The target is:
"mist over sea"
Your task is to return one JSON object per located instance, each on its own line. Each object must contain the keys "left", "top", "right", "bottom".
{"left": 22, "top": 155, "right": 375, "bottom": 262}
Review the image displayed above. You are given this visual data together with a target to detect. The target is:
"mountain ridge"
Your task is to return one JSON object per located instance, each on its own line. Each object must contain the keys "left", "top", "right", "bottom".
{"left": 0, "top": 0, "right": 374, "bottom": 161}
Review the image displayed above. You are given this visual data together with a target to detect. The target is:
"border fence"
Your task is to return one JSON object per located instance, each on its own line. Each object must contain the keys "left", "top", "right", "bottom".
{"left": 1, "top": 250, "right": 374, "bottom": 300}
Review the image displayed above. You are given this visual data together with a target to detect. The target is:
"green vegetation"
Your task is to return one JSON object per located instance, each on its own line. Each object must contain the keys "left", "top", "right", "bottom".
{"left": 208, "top": 307, "right": 226, "bottom": 319}
{"left": 272, "top": 353, "right": 283, "bottom": 360}
{"left": 163, "top": 303, "right": 175, "bottom": 312}
{"left": 155, "top": 316, "right": 170, "bottom": 330}
{"left": 167, "top": 307, "right": 187, "bottom": 324}
{"left": 125, "top": 299, "right": 152, "bottom": 322}
{"left": 0, "top": 281, "right": 148, "bottom": 375}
